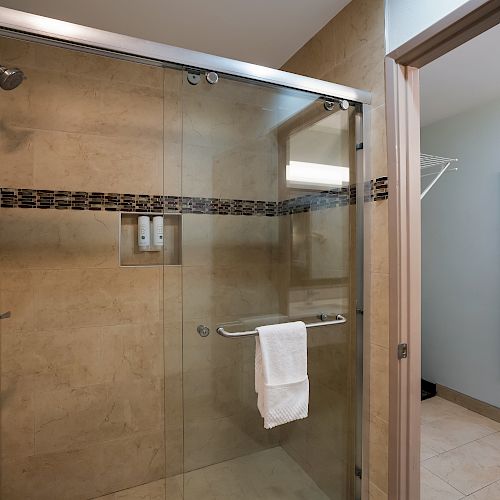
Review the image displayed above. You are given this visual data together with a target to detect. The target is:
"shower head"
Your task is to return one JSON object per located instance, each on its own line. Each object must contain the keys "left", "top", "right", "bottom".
{"left": 0, "top": 66, "right": 25, "bottom": 91}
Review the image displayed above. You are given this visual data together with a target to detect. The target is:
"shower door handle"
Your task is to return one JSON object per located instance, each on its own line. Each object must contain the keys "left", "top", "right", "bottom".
{"left": 0, "top": 311, "right": 11, "bottom": 320}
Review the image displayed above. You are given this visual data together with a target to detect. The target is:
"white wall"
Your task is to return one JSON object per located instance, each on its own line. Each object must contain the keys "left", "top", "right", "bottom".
{"left": 386, "top": 0, "right": 471, "bottom": 53}
{"left": 0, "top": 0, "right": 350, "bottom": 68}
{"left": 421, "top": 98, "right": 500, "bottom": 407}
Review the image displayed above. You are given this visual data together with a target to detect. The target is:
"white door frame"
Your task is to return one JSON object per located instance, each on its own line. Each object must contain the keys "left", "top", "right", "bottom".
{"left": 385, "top": 1, "right": 500, "bottom": 498}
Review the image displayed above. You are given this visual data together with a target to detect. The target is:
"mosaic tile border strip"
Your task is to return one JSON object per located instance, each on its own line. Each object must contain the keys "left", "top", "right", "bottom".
{"left": 0, "top": 178, "right": 388, "bottom": 215}
{"left": 370, "top": 176, "right": 389, "bottom": 201}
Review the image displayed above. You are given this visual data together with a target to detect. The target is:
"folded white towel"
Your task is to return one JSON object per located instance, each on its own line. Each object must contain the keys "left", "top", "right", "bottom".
{"left": 255, "top": 321, "right": 309, "bottom": 429}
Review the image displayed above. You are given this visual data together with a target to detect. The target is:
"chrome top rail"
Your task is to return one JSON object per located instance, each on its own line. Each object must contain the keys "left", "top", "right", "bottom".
{"left": 0, "top": 7, "right": 371, "bottom": 104}
{"left": 216, "top": 314, "right": 346, "bottom": 338}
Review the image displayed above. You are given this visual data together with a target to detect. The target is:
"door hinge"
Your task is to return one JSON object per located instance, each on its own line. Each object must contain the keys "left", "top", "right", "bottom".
{"left": 355, "top": 466, "right": 362, "bottom": 479}
{"left": 397, "top": 343, "right": 408, "bottom": 360}
{"left": 355, "top": 142, "right": 364, "bottom": 151}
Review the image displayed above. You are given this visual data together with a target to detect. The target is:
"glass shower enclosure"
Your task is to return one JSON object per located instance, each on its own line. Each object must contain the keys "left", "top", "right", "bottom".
{"left": 0, "top": 7, "right": 368, "bottom": 500}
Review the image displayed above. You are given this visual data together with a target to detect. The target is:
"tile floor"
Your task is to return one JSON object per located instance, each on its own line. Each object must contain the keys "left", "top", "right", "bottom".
{"left": 94, "top": 446, "right": 329, "bottom": 500}
{"left": 421, "top": 396, "right": 500, "bottom": 499}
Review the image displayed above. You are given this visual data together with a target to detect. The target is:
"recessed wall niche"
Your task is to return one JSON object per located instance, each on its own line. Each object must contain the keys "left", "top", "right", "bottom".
{"left": 120, "top": 213, "right": 181, "bottom": 266}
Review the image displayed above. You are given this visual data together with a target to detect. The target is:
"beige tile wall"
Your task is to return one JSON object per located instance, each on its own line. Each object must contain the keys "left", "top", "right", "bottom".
{"left": 0, "top": 35, "right": 285, "bottom": 498}
{"left": 281, "top": 324, "right": 352, "bottom": 500}
{"left": 275, "top": 85, "right": 357, "bottom": 498}
{"left": 0, "top": 37, "right": 173, "bottom": 499}
{"left": 0, "top": 36, "right": 182, "bottom": 195}
{"left": 181, "top": 213, "right": 281, "bottom": 471}
{"left": 0, "top": 210, "right": 166, "bottom": 499}
{"left": 181, "top": 77, "right": 279, "bottom": 201}
{"left": 177, "top": 77, "right": 300, "bottom": 472}
{"left": 281, "top": 0, "right": 389, "bottom": 499}
{"left": 0, "top": 25, "right": 381, "bottom": 499}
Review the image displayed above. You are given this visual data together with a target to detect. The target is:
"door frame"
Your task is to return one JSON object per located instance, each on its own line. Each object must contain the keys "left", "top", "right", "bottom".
{"left": 385, "top": 1, "right": 500, "bottom": 499}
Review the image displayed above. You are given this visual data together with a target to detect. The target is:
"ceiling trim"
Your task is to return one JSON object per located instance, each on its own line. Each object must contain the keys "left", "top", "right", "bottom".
{"left": 388, "top": 0, "right": 500, "bottom": 68}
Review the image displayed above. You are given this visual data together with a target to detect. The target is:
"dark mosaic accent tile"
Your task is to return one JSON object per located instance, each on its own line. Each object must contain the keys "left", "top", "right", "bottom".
{"left": 72, "top": 192, "right": 89, "bottom": 210}
{"left": 0, "top": 179, "right": 388, "bottom": 215}
{"left": 371, "top": 176, "right": 389, "bottom": 202}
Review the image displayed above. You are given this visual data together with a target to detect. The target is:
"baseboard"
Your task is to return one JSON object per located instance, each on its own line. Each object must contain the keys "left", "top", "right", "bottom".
{"left": 437, "top": 384, "right": 500, "bottom": 423}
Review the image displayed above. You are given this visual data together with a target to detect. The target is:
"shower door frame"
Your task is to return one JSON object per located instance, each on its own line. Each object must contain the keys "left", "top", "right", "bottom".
{"left": 0, "top": 6, "right": 371, "bottom": 498}
{"left": 385, "top": 1, "right": 500, "bottom": 499}
{"left": 0, "top": 6, "right": 370, "bottom": 104}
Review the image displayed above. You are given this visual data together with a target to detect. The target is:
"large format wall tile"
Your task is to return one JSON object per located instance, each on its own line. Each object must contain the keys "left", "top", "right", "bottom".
{"left": 369, "top": 273, "right": 389, "bottom": 349}
{"left": 0, "top": 389, "right": 34, "bottom": 460}
{"left": 33, "top": 378, "right": 164, "bottom": 454}
{"left": 0, "top": 270, "right": 35, "bottom": 334}
{"left": 181, "top": 83, "right": 278, "bottom": 201}
{"left": 0, "top": 37, "right": 175, "bottom": 194}
{"left": 1, "top": 326, "right": 103, "bottom": 393}
{"left": 0, "top": 121, "right": 34, "bottom": 187}
{"left": 281, "top": 0, "right": 388, "bottom": 497}
{"left": 0, "top": 209, "right": 119, "bottom": 270}
{"left": 32, "top": 267, "right": 161, "bottom": 330}
{"left": 16, "top": 69, "right": 163, "bottom": 139}
{"left": 182, "top": 264, "right": 280, "bottom": 324}
{"left": 0, "top": 25, "right": 359, "bottom": 500}
{"left": 31, "top": 130, "right": 163, "bottom": 194}
{"left": 0, "top": 37, "right": 171, "bottom": 497}
{"left": 1, "top": 429, "right": 165, "bottom": 500}
{"left": 181, "top": 214, "right": 279, "bottom": 267}
{"left": 101, "top": 322, "right": 164, "bottom": 383}
{"left": 180, "top": 212, "right": 282, "bottom": 472}
{"left": 183, "top": 411, "right": 279, "bottom": 472}
{"left": 2, "top": 442, "right": 103, "bottom": 500}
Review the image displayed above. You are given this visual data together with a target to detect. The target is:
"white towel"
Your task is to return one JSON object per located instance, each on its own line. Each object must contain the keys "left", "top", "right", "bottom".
{"left": 255, "top": 321, "right": 309, "bottom": 429}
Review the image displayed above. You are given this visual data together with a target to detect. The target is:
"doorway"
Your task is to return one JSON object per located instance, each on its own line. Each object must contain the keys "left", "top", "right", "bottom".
{"left": 385, "top": 1, "right": 500, "bottom": 499}
{"left": 419, "top": 24, "right": 500, "bottom": 498}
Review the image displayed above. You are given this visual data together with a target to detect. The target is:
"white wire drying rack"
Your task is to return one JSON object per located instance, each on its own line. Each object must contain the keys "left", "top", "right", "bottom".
{"left": 420, "top": 153, "right": 458, "bottom": 200}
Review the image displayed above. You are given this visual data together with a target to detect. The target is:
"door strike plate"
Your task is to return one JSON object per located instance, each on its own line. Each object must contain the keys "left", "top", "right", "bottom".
{"left": 397, "top": 343, "right": 408, "bottom": 359}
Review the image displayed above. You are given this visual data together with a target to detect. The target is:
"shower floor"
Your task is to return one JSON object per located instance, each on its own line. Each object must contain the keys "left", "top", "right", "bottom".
{"left": 95, "top": 447, "right": 329, "bottom": 500}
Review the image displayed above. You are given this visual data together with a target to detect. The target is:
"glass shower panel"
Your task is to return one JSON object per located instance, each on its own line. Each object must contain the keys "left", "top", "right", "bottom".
{"left": 0, "top": 36, "right": 169, "bottom": 500}
{"left": 0, "top": 30, "right": 361, "bottom": 500}
{"left": 177, "top": 71, "right": 358, "bottom": 500}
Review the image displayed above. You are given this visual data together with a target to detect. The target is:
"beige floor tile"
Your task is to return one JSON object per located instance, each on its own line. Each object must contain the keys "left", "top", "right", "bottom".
{"left": 420, "top": 467, "right": 464, "bottom": 500}
{"left": 421, "top": 397, "right": 500, "bottom": 456}
{"left": 420, "top": 440, "right": 439, "bottom": 462}
{"left": 183, "top": 447, "right": 329, "bottom": 500}
{"left": 467, "top": 479, "right": 500, "bottom": 499}
{"left": 92, "top": 447, "right": 329, "bottom": 500}
{"left": 422, "top": 398, "right": 499, "bottom": 427}
{"left": 423, "top": 432, "right": 500, "bottom": 495}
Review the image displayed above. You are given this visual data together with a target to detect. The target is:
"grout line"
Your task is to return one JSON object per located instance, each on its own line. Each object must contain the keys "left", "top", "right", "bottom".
{"left": 421, "top": 428, "right": 500, "bottom": 461}
{"left": 465, "top": 478, "right": 500, "bottom": 497}
{"left": 421, "top": 462, "right": 469, "bottom": 496}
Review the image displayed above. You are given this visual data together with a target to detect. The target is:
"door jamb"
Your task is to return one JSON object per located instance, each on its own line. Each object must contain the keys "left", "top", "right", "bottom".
{"left": 385, "top": 1, "right": 500, "bottom": 499}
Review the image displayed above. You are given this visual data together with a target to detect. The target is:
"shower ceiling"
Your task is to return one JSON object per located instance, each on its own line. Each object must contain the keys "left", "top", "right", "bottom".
{"left": 0, "top": 0, "right": 351, "bottom": 68}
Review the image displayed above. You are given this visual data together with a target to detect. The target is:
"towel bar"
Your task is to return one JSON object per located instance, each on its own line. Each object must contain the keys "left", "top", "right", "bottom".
{"left": 216, "top": 314, "right": 347, "bottom": 338}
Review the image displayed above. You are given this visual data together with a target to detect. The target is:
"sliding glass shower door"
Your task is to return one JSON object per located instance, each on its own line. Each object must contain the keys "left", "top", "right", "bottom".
{"left": 0, "top": 29, "right": 362, "bottom": 500}
{"left": 174, "top": 71, "right": 360, "bottom": 500}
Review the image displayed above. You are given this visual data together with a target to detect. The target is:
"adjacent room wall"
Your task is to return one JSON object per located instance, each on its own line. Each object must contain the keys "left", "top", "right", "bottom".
{"left": 421, "top": 97, "right": 500, "bottom": 408}
{"left": 385, "top": 0, "right": 470, "bottom": 53}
